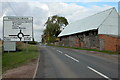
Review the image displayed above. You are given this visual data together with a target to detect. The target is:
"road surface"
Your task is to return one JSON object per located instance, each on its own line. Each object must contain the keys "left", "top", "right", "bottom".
{"left": 35, "top": 45, "right": 119, "bottom": 79}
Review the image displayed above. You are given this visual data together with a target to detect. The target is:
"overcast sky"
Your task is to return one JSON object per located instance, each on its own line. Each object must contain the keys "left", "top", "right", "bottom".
{"left": 0, "top": 0, "right": 119, "bottom": 41}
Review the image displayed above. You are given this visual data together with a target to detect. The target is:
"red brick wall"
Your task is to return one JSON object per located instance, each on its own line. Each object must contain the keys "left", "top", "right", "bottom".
{"left": 80, "top": 42, "right": 84, "bottom": 48}
{"left": 117, "top": 38, "right": 120, "bottom": 52}
{"left": 74, "top": 39, "right": 79, "bottom": 48}
{"left": 74, "top": 39, "right": 84, "bottom": 48}
{"left": 99, "top": 34, "right": 120, "bottom": 52}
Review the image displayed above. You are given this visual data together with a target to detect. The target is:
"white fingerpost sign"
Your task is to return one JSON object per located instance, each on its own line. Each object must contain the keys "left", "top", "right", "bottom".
{"left": 3, "top": 16, "right": 33, "bottom": 41}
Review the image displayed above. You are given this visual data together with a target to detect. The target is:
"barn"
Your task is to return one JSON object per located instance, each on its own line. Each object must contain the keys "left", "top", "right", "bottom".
{"left": 58, "top": 7, "right": 120, "bottom": 52}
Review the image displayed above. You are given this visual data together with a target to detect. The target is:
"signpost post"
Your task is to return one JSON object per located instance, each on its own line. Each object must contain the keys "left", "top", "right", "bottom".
{"left": 3, "top": 16, "right": 33, "bottom": 52}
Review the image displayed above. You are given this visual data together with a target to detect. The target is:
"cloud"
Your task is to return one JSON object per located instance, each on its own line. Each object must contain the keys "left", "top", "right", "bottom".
{"left": 0, "top": 2, "right": 114, "bottom": 41}
{"left": 0, "top": 0, "right": 119, "bottom": 2}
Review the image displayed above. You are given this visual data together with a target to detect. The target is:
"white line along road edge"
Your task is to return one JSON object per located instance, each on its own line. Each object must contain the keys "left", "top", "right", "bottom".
{"left": 65, "top": 54, "right": 79, "bottom": 62}
{"left": 87, "top": 66, "right": 112, "bottom": 80}
{"left": 33, "top": 50, "right": 40, "bottom": 78}
{"left": 57, "top": 50, "right": 63, "bottom": 54}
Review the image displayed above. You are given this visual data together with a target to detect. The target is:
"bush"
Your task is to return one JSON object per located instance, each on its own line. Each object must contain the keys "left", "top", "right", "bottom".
{"left": 28, "top": 41, "right": 37, "bottom": 45}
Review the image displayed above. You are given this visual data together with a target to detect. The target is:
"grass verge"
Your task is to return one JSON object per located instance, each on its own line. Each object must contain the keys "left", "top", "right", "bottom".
{"left": 2, "top": 44, "right": 39, "bottom": 73}
{"left": 48, "top": 44, "right": 119, "bottom": 55}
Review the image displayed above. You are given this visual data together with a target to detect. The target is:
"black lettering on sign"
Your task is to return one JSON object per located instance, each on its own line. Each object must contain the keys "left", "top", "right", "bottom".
{"left": 24, "top": 37, "right": 31, "bottom": 41}
{"left": 4, "top": 37, "right": 11, "bottom": 41}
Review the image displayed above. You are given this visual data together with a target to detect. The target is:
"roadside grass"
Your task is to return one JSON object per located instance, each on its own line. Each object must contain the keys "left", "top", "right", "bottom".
{"left": 0, "top": 54, "right": 1, "bottom": 75}
{"left": 2, "top": 43, "right": 39, "bottom": 73}
{"left": 48, "top": 44, "right": 119, "bottom": 55}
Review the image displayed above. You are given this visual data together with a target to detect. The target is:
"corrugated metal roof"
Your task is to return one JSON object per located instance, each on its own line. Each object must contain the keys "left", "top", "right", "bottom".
{"left": 98, "top": 8, "right": 118, "bottom": 35}
{"left": 58, "top": 7, "right": 116, "bottom": 37}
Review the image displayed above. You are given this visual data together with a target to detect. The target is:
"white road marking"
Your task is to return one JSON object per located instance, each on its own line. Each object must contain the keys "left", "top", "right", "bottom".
{"left": 87, "top": 66, "right": 112, "bottom": 80}
{"left": 33, "top": 53, "right": 40, "bottom": 78}
{"left": 65, "top": 54, "right": 79, "bottom": 62}
{"left": 56, "top": 50, "right": 59, "bottom": 52}
{"left": 58, "top": 51, "right": 63, "bottom": 54}
{"left": 57, "top": 50, "right": 63, "bottom": 54}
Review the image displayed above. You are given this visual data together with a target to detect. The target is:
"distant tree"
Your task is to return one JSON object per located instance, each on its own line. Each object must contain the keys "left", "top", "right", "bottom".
{"left": 42, "top": 15, "right": 68, "bottom": 43}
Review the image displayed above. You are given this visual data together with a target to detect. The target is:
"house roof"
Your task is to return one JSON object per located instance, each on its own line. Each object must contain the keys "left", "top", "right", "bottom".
{"left": 58, "top": 7, "right": 116, "bottom": 37}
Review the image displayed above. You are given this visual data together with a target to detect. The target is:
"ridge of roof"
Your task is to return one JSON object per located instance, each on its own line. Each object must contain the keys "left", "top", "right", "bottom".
{"left": 58, "top": 7, "right": 115, "bottom": 37}
{"left": 75, "top": 7, "right": 114, "bottom": 23}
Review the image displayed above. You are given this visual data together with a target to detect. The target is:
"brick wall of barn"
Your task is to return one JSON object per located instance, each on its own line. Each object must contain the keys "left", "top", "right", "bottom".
{"left": 58, "top": 30, "right": 99, "bottom": 49}
{"left": 59, "top": 36, "right": 69, "bottom": 47}
{"left": 99, "top": 34, "right": 120, "bottom": 52}
{"left": 58, "top": 31, "right": 120, "bottom": 52}
{"left": 77, "top": 30, "right": 99, "bottom": 49}
{"left": 59, "top": 35, "right": 79, "bottom": 47}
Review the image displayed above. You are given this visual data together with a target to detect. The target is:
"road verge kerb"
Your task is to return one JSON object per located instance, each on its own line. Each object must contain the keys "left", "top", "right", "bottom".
{"left": 33, "top": 46, "right": 40, "bottom": 79}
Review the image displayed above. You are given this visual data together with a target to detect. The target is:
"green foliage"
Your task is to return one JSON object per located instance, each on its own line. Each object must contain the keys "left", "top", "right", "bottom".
{"left": 42, "top": 15, "right": 68, "bottom": 43}
{"left": 16, "top": 42, "right": 24, "bottom": 51}
{"left": 28, "top": 41, "right": 37, "bottom": 45}
{"left": 2, "top": 44, "right": 38, "bottom": 73}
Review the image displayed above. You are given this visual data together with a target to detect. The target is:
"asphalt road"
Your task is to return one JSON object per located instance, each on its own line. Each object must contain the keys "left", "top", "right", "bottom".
{"left": 35, "top": 45, "right": 119, "bottom": 79}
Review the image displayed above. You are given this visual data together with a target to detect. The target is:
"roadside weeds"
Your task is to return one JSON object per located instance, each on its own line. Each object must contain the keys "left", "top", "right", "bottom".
{"left": 2, "top": 44, "right": 40, "bottom": 78}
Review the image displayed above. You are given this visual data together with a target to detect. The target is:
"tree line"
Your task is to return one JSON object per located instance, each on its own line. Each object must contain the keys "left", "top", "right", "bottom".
{"left": 42, "top": 15, "right": 69, "bottom": 44}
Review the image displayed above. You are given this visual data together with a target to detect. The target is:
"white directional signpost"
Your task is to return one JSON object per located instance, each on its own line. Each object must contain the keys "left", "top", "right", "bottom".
{"left": 3, "top": 16, "right": 33, "bottom": 41}
{"left": 3, "top": 16, "right": 33, "bottom": 52}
